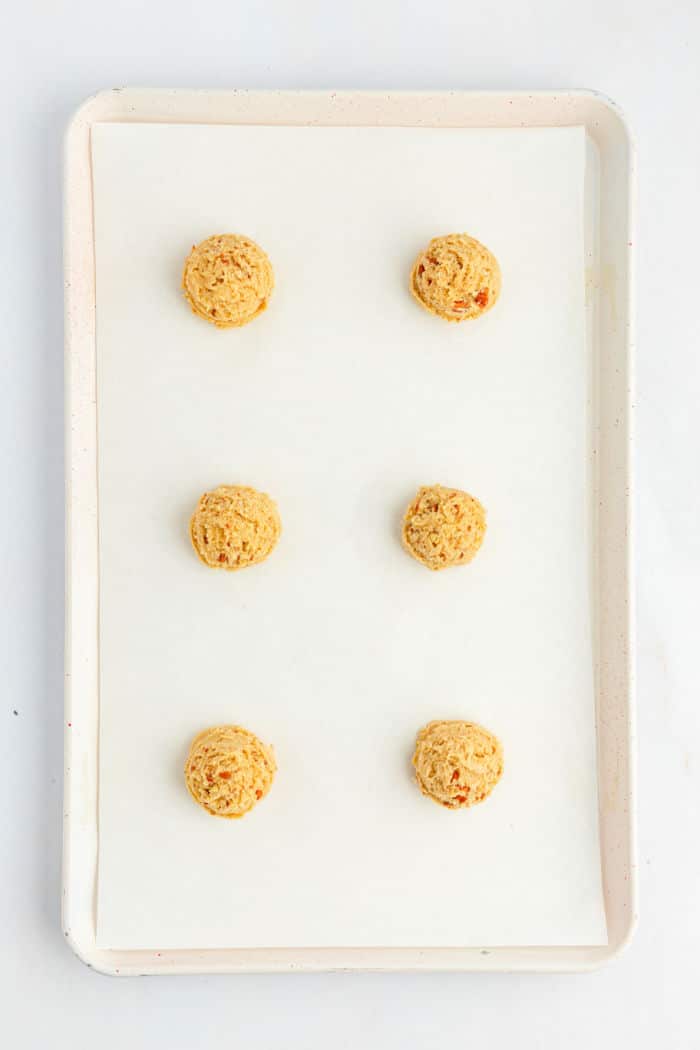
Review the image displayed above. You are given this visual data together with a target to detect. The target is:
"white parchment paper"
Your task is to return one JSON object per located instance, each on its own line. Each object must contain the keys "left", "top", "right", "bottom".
{"left": 92, "top": 122, "right": 606, "bottom": 949}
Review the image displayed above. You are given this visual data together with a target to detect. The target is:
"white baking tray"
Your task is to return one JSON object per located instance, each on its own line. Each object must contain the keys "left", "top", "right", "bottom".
{"left": 63, "top": 89, "right": 635, "bottom": 974}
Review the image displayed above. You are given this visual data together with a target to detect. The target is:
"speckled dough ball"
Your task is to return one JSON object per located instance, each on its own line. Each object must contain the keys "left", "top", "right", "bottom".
{"left": 413, "top": 720, "right": 503, "bottom": 810}
{"left": 189, "top": 485, "right": 281, "bottom": 571}
{"left": 185, "top": 725, "right": 277, "bottom": 819}
{"left": 182, "top": 234, "right": 274, "bottom": 328}
{"left": 402, "top": 484, "right": 486, "bottom": 571}
{"left": 410, "top": 233, "right": 501, "bottom": 322}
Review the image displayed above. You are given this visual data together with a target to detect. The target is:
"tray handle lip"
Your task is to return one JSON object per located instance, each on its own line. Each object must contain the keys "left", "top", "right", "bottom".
{"left": 63, "top": 86, "right": 636, "bottom": 140}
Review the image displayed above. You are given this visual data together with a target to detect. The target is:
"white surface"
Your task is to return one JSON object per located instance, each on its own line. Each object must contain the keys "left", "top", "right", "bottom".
{"left": 2, "top": 0, "right": 698, "bottom": 1046}
{"left": 92, "top": 122, "right": 604, "bottom": 950}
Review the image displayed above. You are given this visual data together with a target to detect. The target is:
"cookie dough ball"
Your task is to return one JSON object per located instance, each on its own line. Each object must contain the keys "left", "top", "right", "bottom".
{"left": 402, "top": 484, "right": 486, "bottom": 571}
{"left": 413, "top": 720, "right": 503, "bottom": 809}
{"left": 410, "top": 233, "right": 501, "bottom": 322}
{"left": 190, "top": 485, "right": 281, "bottom": 571}
{"left": 185, "top": 725, "right": 276, "bottom": 819}
{"left": 182, "top": 234, "right": 274, "bottom": 328}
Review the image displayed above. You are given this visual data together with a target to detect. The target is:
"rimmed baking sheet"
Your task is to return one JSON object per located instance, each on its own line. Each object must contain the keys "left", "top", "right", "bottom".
{"left": 63, "top": 90, "right": 635, "bottom": 973}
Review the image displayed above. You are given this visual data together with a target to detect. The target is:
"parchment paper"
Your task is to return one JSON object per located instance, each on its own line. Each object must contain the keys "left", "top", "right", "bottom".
{"left": 92, "top": 122, "right": 606, "bottom": 949}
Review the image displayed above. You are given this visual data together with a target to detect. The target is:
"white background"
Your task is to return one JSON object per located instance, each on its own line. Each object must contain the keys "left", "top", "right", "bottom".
{"left": 2, "top": 0, "right": 697, "bottom": 1046}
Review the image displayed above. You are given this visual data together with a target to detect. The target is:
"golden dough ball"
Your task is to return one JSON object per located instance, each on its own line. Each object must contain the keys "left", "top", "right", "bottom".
{"left": 412, "top": 720, "right": 503, "bottom": 809}
{"left": 402, "top": 484, "right": 486, "bottom": 571}
{"left": 410, "top": 233, "right": 501, "bottom": 322}
{"left": 189, "top": 485, "right": 281, "bottom": 571}
{"left": 182, "top": 233, "right": 274, "bottom": 328}
{"left": 185, "top": 725, "right": 277, "bottom": 819}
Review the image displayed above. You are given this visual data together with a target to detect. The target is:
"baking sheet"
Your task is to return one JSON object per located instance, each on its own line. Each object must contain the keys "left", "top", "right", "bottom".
{"left": 92, "top": 122, "right": 606, "bottom": 950}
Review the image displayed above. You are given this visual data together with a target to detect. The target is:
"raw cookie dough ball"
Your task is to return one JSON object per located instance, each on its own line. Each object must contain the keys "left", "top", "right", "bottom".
{"left": 185, "top": 725, "right": 277, "bottom": 819}
{"left": 182, "top": 233, "right": 274, "bottom": 328}
{"left": 189, "top": 485, "right": 281, "bottom": 571}
{"left": 402, "top": 484, "right": 486, "bottom": 571}
{"left": 410, "top": 233, "right": 501, "bottom": 322}
{"left": 413, "top": 720, "right": 503, "bottom": 809}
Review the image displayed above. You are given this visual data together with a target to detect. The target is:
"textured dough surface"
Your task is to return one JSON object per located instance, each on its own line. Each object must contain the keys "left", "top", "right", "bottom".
{"left": 402, "top": 484, "right": 486, "bottom": 571}
{"left": 182, "top": 234, "right": 274, "bottom": 328}
{"left": 185, "top": 725, "right": 277, "bottom": 819}
{"left": 190, "top": 485, "right": 281, "bottom": 571}
{"left": 413, "top": 720, "right": 503, "bottom": 809}
{"left": 410, "top": 233, "right": 501, "bottom": 322}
